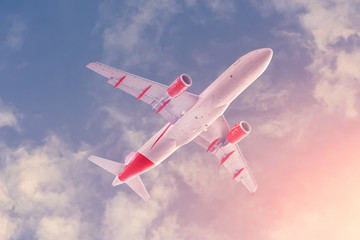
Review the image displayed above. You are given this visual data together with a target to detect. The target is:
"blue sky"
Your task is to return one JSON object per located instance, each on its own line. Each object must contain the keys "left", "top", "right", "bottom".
{"left": 1, "top": 0, "right": 360, "bottom": 239}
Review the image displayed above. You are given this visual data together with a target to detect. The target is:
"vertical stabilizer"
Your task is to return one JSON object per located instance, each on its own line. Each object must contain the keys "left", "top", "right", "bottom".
{"left": 125, "top": 176, "right": 150, "bottom": 201}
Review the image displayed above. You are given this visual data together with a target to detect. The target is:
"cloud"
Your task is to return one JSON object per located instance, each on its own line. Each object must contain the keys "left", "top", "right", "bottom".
{"left": 96, "top": 104, "right": 161, "bottom": 153}
{"left": 102, "top": 192, "right": 159, "bottom": 239}
{"left": 3, "top": 16, "right": 26, "bottom": 50}
{"left": 98, "top": 0, "right": 180, "bottom": 68}
{"left": 96, "top": 0, "right": 237, "bottom": 71}
{"left": 0, "top": 213, "right": 16, "bottom": 240}
{"left": 268, "top": 153, "right": 360, "bottom": 240}
{"left": 299, "top": 1, "right": 360, "bottom": 119}
{"left": 0, "top": 99, "right": 21, "bottom": 131}
{"left": 184, "top": 0, "right": 235, "bottom": 15}
{"left": 101, "top": 165, "right": 177, "bottom": 240}
{"left": 256, "top": 109, "right": 313, "bottom": 141}
{"left": 0, "top": 135, "right": 90, "bottom": 239}
{"left": 169, "top": 150, "right": 232, "bottom": 199}
{"left": 239, "top": 78, "right": 291, "bottom": 112}
{"left": 150, "top": 214, "right": 232, "bottom": 240}
{"left": 36, "top": 216, "right": 80, "bottom": 240}
{"left": 203, "top": 0, "right": 235, "bottom": 15}
{"left": 253, "top": 0, "right": 360, "bottom": 119}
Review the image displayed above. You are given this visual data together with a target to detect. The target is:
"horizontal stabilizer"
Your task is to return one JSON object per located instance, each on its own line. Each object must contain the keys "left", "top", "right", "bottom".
{"left": 88, "top": 155, "right": 125, "bottom": 176}
{"left": 125, "top": 175, "right": 150, "bottom": 201}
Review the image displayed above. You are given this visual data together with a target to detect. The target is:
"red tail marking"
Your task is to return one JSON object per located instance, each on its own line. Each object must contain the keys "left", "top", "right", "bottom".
{"left": 156, "top": 99, "right": 170, "bottom": 114}
{"left": 233, "top": 168, "right": 244, "bottom": 180}
{"left": 220, "top": 150, "right": 235, "bottom": 165}
{"left": 118, "top": 152, "right": 154, "bottom": 181}
{"left": 136, "top": 85, "right": 151, "bottom": 101}
{"left": 113, "top": 75, "right": 127, "bottom": 88}
{"left": 207, "top": 138, "right": 220, "bottom": 152}
{"left": 151, "top": 123, "right": 171, "bottom": 149}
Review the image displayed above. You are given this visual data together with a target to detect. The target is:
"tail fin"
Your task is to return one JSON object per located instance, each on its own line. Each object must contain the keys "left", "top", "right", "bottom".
{"left": 88, "top": 155, "right": 150, "bottom": 201}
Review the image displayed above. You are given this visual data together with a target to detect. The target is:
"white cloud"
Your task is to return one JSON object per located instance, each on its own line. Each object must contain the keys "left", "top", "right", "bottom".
{"left": 184, "top": 0, "right": 235, "bottom": 15}
{"left": 102, "top": 192, "right": 160, "bottom": 240}
{"left": 298, "top": 1, "right": 360, "bottom": 119}
{"left": 36, "top": 216, "right": 80, "bottom": 240}
{"left": 313, "top": 50, "right": 360, "bottom": 118}
{"left": 258, "top": 117, "right": 294, "bottom": 138}
{"left": 150, "top": 215, "right": 182, "bottom": 240}
{"left": 4, "top": 17, "right": 26, "bottom": 50}
{"left": 0, "top": 99, "right": 21, "bottom": 131}
{"left": 0, "top": 213, "right": 16, "bottom": 240}
{"left": 205, "top": 0, "right": 235, "bottom": 15}
{"left": 98, "top": 105, "right": 155, "bottom": 152}
{"left": 150, "top": 214, "right": 232, "bottom": 240}
{"left": 97, "top": 0, "right": 237, "bottom": 70}
{"left": 256, "top": 109, "right": 313, "bottom": 140}
{"left": 239, "top": 78, "right": 291, "bottom": 112}
{"left": 268, "top": 157, "right": 360, "bottom": 240}
{"left": 99, "top": 0, "right": 180, "bottom": 67}
{"left": 0, "top": 135, "right": 89, "bottom": 239}
{"left": 255, "top": 0, "right": 360, "bottom": 119}
{"left": 101, "top": 166, "right": 177, "bottom": 240}
{"left": 168, "top": 149, "right": 236, "bottom": 200}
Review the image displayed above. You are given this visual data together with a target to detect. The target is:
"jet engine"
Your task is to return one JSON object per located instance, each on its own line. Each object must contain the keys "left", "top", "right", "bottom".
{"left": 226, "top": 121, "right": 251, "bottom": 144}
{"left": 167, "top": 74, "right": 192, "bottom": 98}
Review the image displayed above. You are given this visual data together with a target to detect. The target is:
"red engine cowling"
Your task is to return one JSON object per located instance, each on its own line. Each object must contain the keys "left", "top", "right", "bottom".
{"left": 226, "top": 121, "right": 251, "bottom": 144}
{"left": 167, "top": 74, "right": 192, "bottom": 98}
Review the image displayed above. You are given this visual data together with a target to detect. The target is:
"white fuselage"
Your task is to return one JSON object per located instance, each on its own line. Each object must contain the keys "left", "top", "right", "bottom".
{"left": 135, "top": 48, "right": 273, "bottom": 174}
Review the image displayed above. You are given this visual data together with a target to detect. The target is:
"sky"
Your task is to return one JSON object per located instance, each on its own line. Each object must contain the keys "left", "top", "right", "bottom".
{"left": 0, "top": 0, "right": 360, "bottom": 239}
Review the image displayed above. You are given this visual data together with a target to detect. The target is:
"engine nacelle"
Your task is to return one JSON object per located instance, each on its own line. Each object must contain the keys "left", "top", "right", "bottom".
{"left": 167, "top": 74, "right": 192, "bottom": 98}
{"left": 226, "top": 121, "right": 251, "bottom": 144}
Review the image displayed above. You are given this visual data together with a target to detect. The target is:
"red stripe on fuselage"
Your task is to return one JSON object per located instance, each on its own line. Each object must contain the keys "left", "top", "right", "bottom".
{"left": 118, "top": 152, "right": 154, "bottom": 181}
{"left": 151, "top": 123, "right": 171, "bottom": 149}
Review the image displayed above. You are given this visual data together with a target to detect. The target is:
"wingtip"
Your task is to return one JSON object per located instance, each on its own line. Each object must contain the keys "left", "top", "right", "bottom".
{"left": 86, "top": 62, "right": 102, "bottom": 69}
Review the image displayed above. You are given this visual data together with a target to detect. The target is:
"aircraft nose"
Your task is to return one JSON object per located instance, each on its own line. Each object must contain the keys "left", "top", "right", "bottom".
{"left": 258, "top": 48, "right": 273, "bottom": 65}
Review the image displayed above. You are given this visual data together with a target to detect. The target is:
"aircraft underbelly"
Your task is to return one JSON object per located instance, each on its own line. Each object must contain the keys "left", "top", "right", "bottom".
{"left": 135, "top": 48, "right": 273, "bottom": 172}
{"left": 139, "top": 99, "right": 227, "bottom": 166}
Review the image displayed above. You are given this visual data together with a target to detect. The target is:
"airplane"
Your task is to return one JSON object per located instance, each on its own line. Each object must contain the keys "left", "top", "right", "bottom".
{"left": 87, "top": 48, "right": 273, "bottom": 201}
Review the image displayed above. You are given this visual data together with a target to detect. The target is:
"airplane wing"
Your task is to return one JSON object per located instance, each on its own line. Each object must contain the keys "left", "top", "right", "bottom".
{"left": 87, "top": 62, "right": 199, "bottom": 124}
{"left": 193, "top": 116, "right": 258, "bottom": 193}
